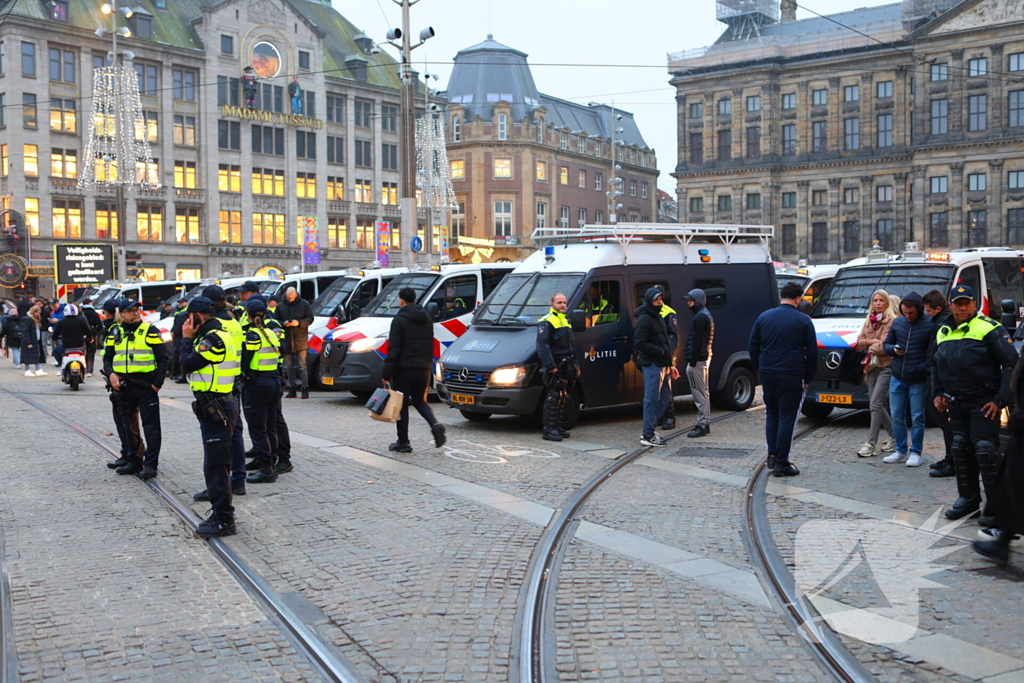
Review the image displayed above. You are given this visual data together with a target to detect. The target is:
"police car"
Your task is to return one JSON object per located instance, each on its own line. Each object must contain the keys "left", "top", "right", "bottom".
{"left": 435, "top": 224, "right": 777, "bottom": 426}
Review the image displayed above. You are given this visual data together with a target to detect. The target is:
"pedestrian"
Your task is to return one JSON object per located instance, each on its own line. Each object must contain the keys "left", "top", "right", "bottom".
{"left": 276, "top": 287, "right": 313, "bottom": 399}
{"left": 20, "top": 305, "right": 46, "bottom": 376}
{"left": 683, "top": 288, "right": 714, "bottom": 438}
{"left": 103, "top": 298, "right": 167, "bottom": 479}
{"left": 80, "top": 298, "right": 103, "bottom": 375}
{"left": 855, "top": 289, "right": 897, "bottom": 458}
{"left": 922, "top": 290, "right": 955, "bottom": 478}
{"left": 240, "top": 296, "right": 282, "bottom": 484}
{"left": 51, "top": 304, "right": 92, "bottom": 369}
{"left": 180, "top": 296, "right": 241, "bottom": 538}
{"left": 882, "top": 292, "right": 933, "bottom": 467}
{"left": 0, "top": 306, "right": 22, "bottom": 367}
{"left": 170, "top": 299, "right": 189, "bottom": 383}
{"left": 932, "top": 285, "right": 1017, "bottom": 522}
{"left": 381, "top": 287, "right": 446, "bottom": 453}
{"left": 657, "top": 286, "right": 679, "bottom": 431}
{"left": 748, "top": 282, "right": 817, "bottom": 477}
{"left": 536, "top": 292, "right": 579, "bottom": 442}
{"left": 634, "top": 287, "right": 678, "bottom": 447}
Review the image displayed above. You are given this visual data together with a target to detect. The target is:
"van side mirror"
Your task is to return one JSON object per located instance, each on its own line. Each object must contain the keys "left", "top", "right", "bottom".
{"left": 425, "top": 301, "right": 440, "bottom": 322}
{"left": 797, "top": 300, "right": 812, "bottom": 315}
{"left": 570, "top": 309, "right": 586, "bottom": 332}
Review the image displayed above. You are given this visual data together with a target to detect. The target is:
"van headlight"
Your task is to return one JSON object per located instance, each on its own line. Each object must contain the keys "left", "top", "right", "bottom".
{"left": 348, "top": 336, "right": 382, "bottom": 353}
{"left": 434, "top": 362, "right": 443, "bottom": 383}
{"left": 488, "top": 365, "right": 530, "bottom": 387}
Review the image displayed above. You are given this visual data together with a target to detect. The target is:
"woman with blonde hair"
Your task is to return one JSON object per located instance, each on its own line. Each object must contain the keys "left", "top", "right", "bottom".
{"left": 856, "top": 289, "right": 897, "bottom": 457}
{"left": 19, "top": 305, "right": 45, "bottom": 377}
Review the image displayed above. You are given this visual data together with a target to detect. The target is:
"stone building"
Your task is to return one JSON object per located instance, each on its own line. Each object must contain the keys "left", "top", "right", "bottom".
{"left": 0, "top": 0, "right": 423, "bottom": 294}
{"left": 441, "top": 36, "right": 659, "bottom": 263}
{"left": 669, "top": 0, "right": 1024, "bottom": 263}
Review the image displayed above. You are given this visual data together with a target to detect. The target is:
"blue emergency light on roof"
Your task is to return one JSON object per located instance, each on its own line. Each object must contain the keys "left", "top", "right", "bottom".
{"left": 698, "top": 249, "right": 711, "bottom": 263}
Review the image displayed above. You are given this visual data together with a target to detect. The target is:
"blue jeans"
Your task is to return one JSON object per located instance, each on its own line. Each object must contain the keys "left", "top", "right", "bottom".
{"left": 642, "top": 364, "right": 671, "bottom": 436}
{"left": 889, "top": 375, "right": 927, "bottom": 455}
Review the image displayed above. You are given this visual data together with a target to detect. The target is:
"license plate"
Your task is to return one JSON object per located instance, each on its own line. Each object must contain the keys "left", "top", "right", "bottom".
{"left": 451, "top": 393, "right": 475, "bottom": 405}
{"left": 817, "top": 393, "right": 852, "bottom": 405}
{"left": 321, "top": 376, "right": 334, "bottom": 386}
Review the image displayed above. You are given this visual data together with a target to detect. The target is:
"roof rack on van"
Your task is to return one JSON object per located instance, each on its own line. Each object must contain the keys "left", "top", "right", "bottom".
{"left": 531, "top": 223, "right": 773, "bottom": 264}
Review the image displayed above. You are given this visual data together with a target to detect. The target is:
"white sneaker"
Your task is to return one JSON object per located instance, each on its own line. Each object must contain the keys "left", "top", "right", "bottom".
{"left": 24, "top": 370, "right": 34, "bottom": 377}
{"left": 857, "top": 442, "right": 877, "bottom": 457}
{"left": 883, "top": 451, "right": 908, "bottom": 464}
{"left": 906, "top": 454, "right": 922, "bottom": 467}
{"left": 34, "top": 369, "right": 47, "bottom": 376}
{"left": 880, "top": 438, "right": 896, "bottom": 452}
{"left": 977, "top": 528, "right": 1021, "bottom": 546}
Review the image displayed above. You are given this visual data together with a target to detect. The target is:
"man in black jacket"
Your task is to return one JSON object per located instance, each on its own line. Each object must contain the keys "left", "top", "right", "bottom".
{"left": 683, "top": 288, "right": 714, "bottom": 438}
{"left": 51, "top": 304, "right": 92, "bottom": 367}
{"left": 382, "top": 287, "right": 445, "bottom": 453}
{"left": 883, "top": 292, "right": 933, "bottom": 467}
{"left": 80, "top": 298, "right": 103, "bottom": 375}
{"left": 276, "top": 287, "right": 314, "bottom": 398}
{"left": 922, "top": 289, "right": 955, "bottom": 478}
{"left": 634, "top": 288, "right": 678, "bottom": 447}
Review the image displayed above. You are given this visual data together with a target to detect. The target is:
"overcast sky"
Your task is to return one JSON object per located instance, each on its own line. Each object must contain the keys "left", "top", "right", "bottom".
{"left": 335, "top": 0, "right": 893, "bottom": 194}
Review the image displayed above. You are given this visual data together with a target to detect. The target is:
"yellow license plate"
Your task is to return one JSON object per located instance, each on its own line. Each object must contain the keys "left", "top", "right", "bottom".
{"left": 452, "top": 393, "right": 475, "bottom": 405}
{"left": 321, "top": 376, "right": 334, "bottom": 386}
{"left": 817, "top": 393, "right": 852, "bottom": 405}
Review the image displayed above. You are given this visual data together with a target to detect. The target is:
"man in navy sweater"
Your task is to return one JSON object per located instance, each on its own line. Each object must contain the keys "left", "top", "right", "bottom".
{"left": 748, "top": 282, "right": 817, "bottom": 476}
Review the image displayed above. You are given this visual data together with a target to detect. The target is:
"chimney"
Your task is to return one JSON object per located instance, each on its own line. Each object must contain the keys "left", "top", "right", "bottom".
{"left": 781, "top": 0, "right": 796, "bottom": 21}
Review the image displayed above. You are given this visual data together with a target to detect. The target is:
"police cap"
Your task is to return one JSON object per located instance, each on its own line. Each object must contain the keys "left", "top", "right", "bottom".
{"left": 118, "top": 298, "right": 141, "bottom": 311}
{"left": 102, "top": 299, "right": 119, "bottom": 315}
{"left": 203, "top": 284, "right": 226, "bottom": 302}
{"left": 950, "top": 285, "right": 974, "bottom": 302}
{"left": 238, "top": 280, "right": 261, "bottom": 293}
{"left": 245, "top": 297, "right": 268, "bottom": 316}
{"left": 187, "top": 296, "right": 215, "bottom": 314}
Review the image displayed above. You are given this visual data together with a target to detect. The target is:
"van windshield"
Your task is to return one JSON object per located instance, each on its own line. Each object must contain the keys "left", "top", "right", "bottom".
{"left": 258, "top": 281, "right": 280, "bottom": 296}
{"left": 311, "top": 277, "right": 359, "bottom": 316}
{"left": 474, "top": 272, "right": 585, "bottom": 326}
{"left": 93, "top": 287, "right": 121, "bottom": 307}
{"left": 361, "top": 273, "right": 439, "bottom": 318}
{"left": 810, "top": 264, "right": 955, "bottom": 318}
{"left": 775, "top": 274, "right": 808, "bottom": 291}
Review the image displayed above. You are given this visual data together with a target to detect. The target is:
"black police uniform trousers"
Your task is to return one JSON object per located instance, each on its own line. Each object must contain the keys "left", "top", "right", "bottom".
{"left": 542, "top": 364, "right": 575, "bottom": 433}
{"left": 242, "top": 375, "right": 282, "bottom": 466}
{"left": 169, "top": 338, "right": 182, "bottom": 379}
{"left": 230, "top": 384, "right": 246, "bottom": 488}
{"left": 394, "top": 367, "right": 438, "bottom": 443}
{"left": 194, "top": 392, "right": 238, "bottom": 518}
{"left": 948, "top": 395, "right": 1002, "bottom": 503}
{"left": 109, "top": 391, "right": 132, "bottom": 459}
{"left": 118, "top": 380, "right": 162, "bottom": 469}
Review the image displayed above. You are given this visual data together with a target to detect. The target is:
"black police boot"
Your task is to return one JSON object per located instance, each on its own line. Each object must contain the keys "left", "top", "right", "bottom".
{"left": 432, "top": 423, "right": 447, "bottom": 448}
{"left": 247, "top": 463, "right": 278, "bottom": 484}
{"left": 929, "top": 461, "right": 955, "bottom": 478}
{"left": 193, "top": 489, "right": 210, "bottom": 502}
{"left": 195, "top": 514, "right": 237, "bottom": 539}
{"left": 275, "top": 458, "right": 294, "bottom": 474}
{"left": 116, "top": 461, "right": 142, "bottom": 476}
{"left": 244, "top": 447, "right": 257, "bottom": 459}
{"left": 557, "top": 429, "right": 571, "bottom": 439}
{"left": 945, "top": 496, "right": 981, "bottom": 520}
{"left": 946, "top": 443, "right": 982, "bottom": 519}
{"left": 388, "top": 441, "right": 412, "bottom": 453}
{"left": 175, "top": 376, "right": 188, "bottom": 384}
{"left": 245, "top": 458, "right": 261, "bottom": 471}
{"left": 138, "top": 466, "right": 158, "bottom": 480}
{"left": 542, "top": 391, "right": 563, "bottom": 442}
{"left": 766, "top": 454, "right": 776, "bottom": 470}
{"left": 107, "top": 457, "right": 128, "bottom": 470}
{"left": 979, "top": 515, "right": 997, "bottom": 528}
{"left": 773, "top": 462, "right": 800, "bottom": 477}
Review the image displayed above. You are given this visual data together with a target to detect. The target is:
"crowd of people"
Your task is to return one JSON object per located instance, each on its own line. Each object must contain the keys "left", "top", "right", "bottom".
{"left": 1, "top": 296, "right": 104, "bottom": 375}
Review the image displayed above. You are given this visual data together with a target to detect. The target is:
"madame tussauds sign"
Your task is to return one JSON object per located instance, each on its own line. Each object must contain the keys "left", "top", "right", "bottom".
{"left": 220, "top": 105, "right": 324, "bottom": 130}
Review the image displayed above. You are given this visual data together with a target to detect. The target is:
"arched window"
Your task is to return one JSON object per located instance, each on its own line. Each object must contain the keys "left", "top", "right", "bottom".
{"left": 452, "top": 116, "right": 461, "bottom": 142}
{"left": 498, "top": 113, "right": 507, "bottom": 140}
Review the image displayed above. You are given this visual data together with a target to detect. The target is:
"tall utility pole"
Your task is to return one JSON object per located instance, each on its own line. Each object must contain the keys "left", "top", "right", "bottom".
{"left": 606, "top": 103, "right": 624, "bottom": 225}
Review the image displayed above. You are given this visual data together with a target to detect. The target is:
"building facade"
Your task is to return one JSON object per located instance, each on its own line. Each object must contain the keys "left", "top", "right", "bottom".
{"left": 0, "top": 0, "right": 426, "bottom": 295}
{"left": 442, "top": 36, "right": 659, "bottom": 263}
{"left": 669, "top": 0, "right": 1024, "bottom": 263}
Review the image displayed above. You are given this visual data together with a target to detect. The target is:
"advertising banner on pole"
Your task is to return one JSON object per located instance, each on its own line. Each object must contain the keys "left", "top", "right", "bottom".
{"left": 300, "top": 216, "right": 320, "bottom": 266}
{"left": 54, "top": 244, "right": 114, "bottom": 285}
{"left": 376, "top": 221, "right": 391, "bottom": 267}
{"left": 439, "top": 224, "right": 450, "bottom": 263}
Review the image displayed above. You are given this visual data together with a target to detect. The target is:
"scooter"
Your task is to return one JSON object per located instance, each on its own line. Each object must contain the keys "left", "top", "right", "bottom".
{"left": 61, "top": 347, "right": 86, "bottom": 391}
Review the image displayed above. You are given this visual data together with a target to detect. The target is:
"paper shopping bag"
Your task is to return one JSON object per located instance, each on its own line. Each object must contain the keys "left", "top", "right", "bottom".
{"left": 369, "top": 389, "right": 403, "bottom": 423}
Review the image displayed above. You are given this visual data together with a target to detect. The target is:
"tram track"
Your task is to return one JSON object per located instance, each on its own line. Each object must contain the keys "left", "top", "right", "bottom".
{"left": 0, "top": 385, "right": 369, "bottom": 683}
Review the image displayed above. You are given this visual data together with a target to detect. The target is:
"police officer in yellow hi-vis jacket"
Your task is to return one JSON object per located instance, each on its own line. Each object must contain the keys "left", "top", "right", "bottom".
{"left": 537, "top": 292, "right": 579, "bottom": 442}
{"left": 181, "top": 296, "right": 241, "bottom": 538}
{"left": 241, "top": 296, "right": 282, "bottom": 484}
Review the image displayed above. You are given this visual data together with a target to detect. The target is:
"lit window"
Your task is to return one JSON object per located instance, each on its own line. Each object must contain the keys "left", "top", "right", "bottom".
{"left": 494, "top": 158, "right": 512, "bottom": 178}
{"left": 536, "top": 161, "right": 547, "bottom": 182}
{"left": 450, "top": 159, "right": 465, "bottom": 180}
{"left": 23, "top": 144, "right": 38, "bottom": 176}
{"left": 559, "top": 166, "right": 568, "bottom": 185}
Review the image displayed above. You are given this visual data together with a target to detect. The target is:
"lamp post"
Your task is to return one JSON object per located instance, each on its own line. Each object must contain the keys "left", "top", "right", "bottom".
{"left": 606, "top": 104, "right": 625, "bottom": 225}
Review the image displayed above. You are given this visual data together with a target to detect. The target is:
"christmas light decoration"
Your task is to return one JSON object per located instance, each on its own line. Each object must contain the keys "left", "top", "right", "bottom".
{"left": 415, "top": 116, "right": 456, "bottom": 215}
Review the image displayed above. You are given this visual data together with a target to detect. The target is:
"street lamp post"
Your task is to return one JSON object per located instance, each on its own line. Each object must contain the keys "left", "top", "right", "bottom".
{"left": 606, "top": 103, "right": 625, "bottom": 225}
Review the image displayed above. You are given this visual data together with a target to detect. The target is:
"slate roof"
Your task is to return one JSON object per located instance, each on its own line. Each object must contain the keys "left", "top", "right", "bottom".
{"left": 715, "top": 2, "right": 903, "bottom": 44}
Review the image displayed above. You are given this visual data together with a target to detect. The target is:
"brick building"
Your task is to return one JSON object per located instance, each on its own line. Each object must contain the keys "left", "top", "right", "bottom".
{"left": 669, "top": 0, "right": 1024, "bottom": 262}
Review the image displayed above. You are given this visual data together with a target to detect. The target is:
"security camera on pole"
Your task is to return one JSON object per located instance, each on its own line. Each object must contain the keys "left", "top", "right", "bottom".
{"left": 384, "top": 0, "right": 435, "bottom": 267}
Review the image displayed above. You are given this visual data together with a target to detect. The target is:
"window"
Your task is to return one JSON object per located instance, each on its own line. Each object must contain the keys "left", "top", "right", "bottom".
{"left": 717, "top": 98, "right": 731, "bottom": 115}
{"left": 782, "top": 93, "right": 795, "bottom": 110}
{"left": 1011, "top": 91, "right": 1024, "bottom": 128}
{"left": 134, "top": 63, "right": 158, "bottom": 95}
{"left": 325, "top": 95, "right": 344, "bottom": 124}
{"left": 354, "top": 219, "right": 373, "bottom": 249}
{"left": 135, "top": 160, "right": 159, "bottom": 185}
{"left": 325, "top": 136, "right": 344, "bottom": 165}
{"left": 844, "top": 117, "right": 860, "bottom": 150}
{"left": 629, "top": 179, "right": 637, "bottom": 196}
{"left": 326, "top": 176, "right": 344, "bottom": 200}
{"left": 558, "top": 166, "right": 568, "bottom": 184}
{"left": 595, "top": 210, "right": 604, "bottom": 223}
{"left": 876, "top": 184, "right": 893, "bottom": 202}
{"left": 968, "top": 173, "right": 986, "bottom": 192}
{"left": 451, "top": 202, "right": 466, "bottom": 239}
{"left": 717, "top": 129, "right": 732, "bottom": 160}
{"left": 23, "top": 93, "right": 37, "bottom": 128}
{"left": 968, "top": 95, "right": 987, "bottom": 131}
{"left": 251, "top": 168, "right": 285, "bottom": 196}
{"left": 746, "top": 95, "right": 761, "bottom": 112}
{"left": 220, "top": 35, "right": 233, "bottom": 54}
{"left": 354, "top": 179, "right": 372, "bottom": 203}
{"left": 216, "top": 76, "right": 240, "bottom": 107}
{"left": 48, "top": 48, "right": 74, "bottom": 83}
{"left": 868, "top": 115, "right": 892, "bottom": 150}
{"left": 96, "top": 203, "right": 118, "bottom": 240}
{"left": 929, "top": 212, "right": 949, "bottom": 247}
{"left": 782, "top": 191, "right": 796, "bottom": 208}
{"left": 303, "top": 91, "right": 316, "bottom": 118}
{"left": 0, "top": 43, "right": 4, "bottom": 77}
{"left": 968, "top": 57, "right": 987, "bottom": 77}
{"left": 494, "top": 158, "right": 512, "bottom": 179}
{"left": 536, "top": 202, "right": 546, "bottom": 228}
{"left": 174, "top": 207, "right": 200, "bottom": 243}
{"left": 578, "top": 208, "right": 587, "bottom": 226}
{"left": 560, "top": 132, "right": 568, "bottom": 150}
{"left": 812, "top": 89, "right": 827, "bottom": 106}
{"left": 535, "top": 161, "right": 547, "bottom": 182}
{"left": 642, "top": 182, "right": 649, "bottom": 199}
{"left": 876, "top": 219, "right": 894, "bottom": 251}
{"left": 746, "top": 193, "right": 761, "bottom": 209}
{"left": 296, "top": 172, "right": 316, "bottom": 198}
{"left": 842, "top": 220, "right": 860, "bottom": 253}
{"left": 130, "top": 13, "right": 153, "bottom": 40}
{"left": 1011, "top": 53, "right": 1024, "bottom": 72}
{"left": 689, "top": 102, "right": 703, "bottom": 118}
{"left": 717, "top": 195, "right": 732, "bottom": 211}
{"left": 251, "top": 125, "right": 285, "bottom": 155}
{"left": 812, "top": 189, "right": 827, "bottom": 206}
{"left": 930, "top": 176, "right": 948, "bottom": 194}
{"left": 497, "top": 113, "right": 507, "bottom": 140}
{"left": 813, "top": 121, "right": 827, "bottom": 152}
{"left": 967, "top": 210, "right": 987, "bottom": 246}
{"left": 689, "top": 197, "right": 704, "bottom": 213}
{"left": 578, "top": 170, "right": 586, "bottom": 188}
{"left": 595, "top": 173, "right": 602, "bottom": 191}
{"left": 24, "top": 198, "right": 39, "bottom": 236}
{"left": 50, "top": 98, "right": 76, "bottom": 133}
{"left": 0, "top": 94, "right": 4, "bottom": 129}
{"left": 52, "top": 199, "right": 82, "bottom": 238}
{"left": 171, "top": 115, "right": 196, "bottom": 146}
{"left": 843, "top": 187, "right": 859, "bottom": 204}
{"left": 494, "top": 200, "right": 512, "bottom": 236}
{"left": 354, "top": 100, "right": 372, "bottom": 128}
{"left": 844, "top": 84, "right": 859, "bottom": 102}
{"left": 23, "top": 144, "right": 38, "bottom": 176}
{"left": 1010, "top": 171, "right": 1024, "bottom": 189}
{"left": 381, "top": 105, "right": 398, "bottom": 132}
{"left": 381, "top": 143, "right": 397, "bottom": 171}
{"left": 218, "top": 120, "right": 240, "bottom": 150}
{"left": 50, "top": 0, "right": 68, "bottom": 20}
{"left": 1009, "top": 209, "right": 1024, "bottom": 243}
{"left": 380, "top": 182, "right": 398, "bottom": 205}
{"left": 689, "top": 132, "right": 703, "bottom": 164}
{"left": 0, "top": 144, "right": 5, "bottom": 175}
{"left": 876, "top": 81, "right": 893, "bottom": 98}
{"left": 298, "top": 50, "right": 310, "bottom": 70}
{"left": 745, "top": 126, "right": 761, "bottom": 158}
{"left": 451, "top": 159, "right": 465, "bottom": 180}
{"left": 135, "top": 205, "right": 163, "bottom": 241}
{"left": 255, "top": 84, "right": 283, "bottom": 113}
{"left": 296, "top": 131, "right": 316, "bottom": 159}
{"left": 217, "top": 210, "right": 241, "bottom": 244}
{"left": 218, "top": 164, "right": 241, "bottom": 192}
{"left": 252, "top": 213, "right": 285, "bottom": 246}
{"left": 812, "top": 222, "right": 828, "bottom": 254}
{"left": 50, "top": 148, "right": 77, "bottom": 178}
{"left": 21, "top": 42, "right": 35, "bottom": 77}
{"left": 578, "top": 137, "right": 586, "bottom": 154}
{"left": 580, "top": 280, "right": 621, "bottom": 327}
{"left": 781, "top": 124, "right": 796, "bottom": 155}
{"left": 451, "top": 115, "right": 461, "bottom": 142}
{"left": 326, "top": 216, "right": 346, "bottom": 248}
{"left": 172, "top": 161, "right": 196, "bottom": 189}
{"left": 931, "top": 62, "right": 948, "bottom": 82}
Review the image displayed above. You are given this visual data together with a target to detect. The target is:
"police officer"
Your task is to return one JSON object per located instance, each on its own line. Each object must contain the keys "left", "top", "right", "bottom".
{"left": 657, "top": 287, "right": 680, "bottom": 430}
{"left": 180, "top": 297, "right": 240, "bottom": 538}
{"left": 537, "top": 292, "right": 579, "bottom": 442}
{"left": 443, "top": 283, "right": 467, "bottom": 320}
{"left": 241, "top": 297, "right": 282, "bottom": 484}
{"left": 102, "top": 298, "right": 134, "bottom": 471}
{"left": 932, "top": 285, "right": 1018, "bottom": 522}
{"left": 103, "top": 298, "right": 167, "bottom": 479}
{"left": 582, "top": 283, "right": 617, "bottom": 326}
{"left": 235, "top": 280, "right": 262, "bottom": 328}
{"left": 170, "top": 298, "right": 189, "bottom": 383}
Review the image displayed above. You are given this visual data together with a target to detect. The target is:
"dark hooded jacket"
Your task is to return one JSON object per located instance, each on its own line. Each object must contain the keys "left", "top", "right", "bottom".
{"left": 883, "top": 292, "right": 933, "bottom": 383}
{"left": 383, "top": 303, "right": 434, "bottom": 379}
{"left": 683, "top": 288, "right": 714, "bottom": 364}
{"left": 633, "top": 288, "right": 672, "bottom": 368}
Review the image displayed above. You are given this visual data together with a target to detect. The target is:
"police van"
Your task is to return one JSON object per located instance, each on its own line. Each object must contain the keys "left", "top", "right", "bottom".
{"left": 152, "top": 276, "right": 280, "bottom": 342}
{"left": 803, "top": 245, "right": 1024, "bottom": 418}
{"left": 775, "top": 262, "right": 839, "bottom": 306}
{"left": 435, "top": 224, "right": 777, "bottom": 426}
{"left": 318, "top": 263, "right": 518, "bottom": 395}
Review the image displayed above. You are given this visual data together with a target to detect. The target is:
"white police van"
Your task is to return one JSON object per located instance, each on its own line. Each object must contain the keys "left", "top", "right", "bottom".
{"left": 435, "top": 224, "right": 777, "bottom": 426}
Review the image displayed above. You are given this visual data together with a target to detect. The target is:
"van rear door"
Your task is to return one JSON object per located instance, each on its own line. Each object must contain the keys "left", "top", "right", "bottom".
{"left": 572, "top": 274, "right": 633, "bottom": 408}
